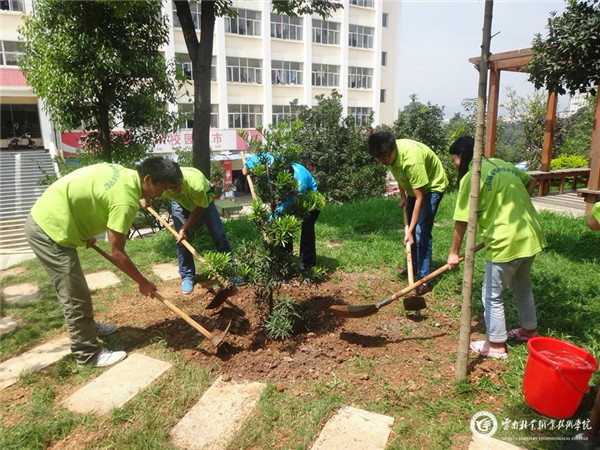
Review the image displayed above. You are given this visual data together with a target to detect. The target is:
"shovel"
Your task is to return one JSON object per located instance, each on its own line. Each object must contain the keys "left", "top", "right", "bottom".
{"left": 91, "top": 244, "right": 229, "bottom": 347}
{"left": 329, "top": 242, "right": 484, "bottom": 318}
{"left": 402, "top": 208, "right": 426, "bottom": 311}
{"left": 146, "top": 206, "right": 236, "bottom": 309}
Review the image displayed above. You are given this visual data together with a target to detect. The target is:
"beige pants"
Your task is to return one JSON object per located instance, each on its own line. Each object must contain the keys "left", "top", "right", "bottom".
{"left": 24, "top": 215, "right": 101, "bottom": 364}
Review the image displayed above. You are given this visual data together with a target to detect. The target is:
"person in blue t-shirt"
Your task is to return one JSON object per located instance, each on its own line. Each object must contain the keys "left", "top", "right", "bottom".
{"left": 243, "top": 154, "right": 320, "bottom": 271}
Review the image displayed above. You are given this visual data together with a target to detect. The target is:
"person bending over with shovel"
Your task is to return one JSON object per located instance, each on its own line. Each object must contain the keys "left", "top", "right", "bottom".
{"left": 154, "top": 165, "right": 240, "bottom": 294}
{"left": 367, "top": 132, "right": 448, "bottom": 295}
{"left": 446, "top": 136, "right": 546, "bottom": 359}
{"left": 25, "top": 157, "right": 183, "bottom": 368}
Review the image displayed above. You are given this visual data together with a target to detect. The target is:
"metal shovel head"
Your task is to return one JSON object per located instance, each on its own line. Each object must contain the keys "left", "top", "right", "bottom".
{"left": 403, "top": 294, "right": 427, "bottom": 311}
{"left": 210, "top": 320, "right": 232, "bottom": 347}
{"left": 205, "top": 284, "right": 237, "bottom": 309}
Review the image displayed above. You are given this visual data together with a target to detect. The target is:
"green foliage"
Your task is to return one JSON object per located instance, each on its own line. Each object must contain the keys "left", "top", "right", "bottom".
{"left": 19, "top": 0, "right": 178, "bottom": 162}
{"left": 290, "top": 91, "right": 387, "bottom": 203}
{"left": 392, "top": 94, "right": 448, "bottom": 153}
{"left": 551, "top": 154, "right": 589, "bottom": 170}
{"left": 529, "top": 0, "right": 600, "bottom": 96}
{"left": 264, "top": 295, "right": 303, "bottom": 340}
{"left": 559, "top": 94, "right": 596, "bottom": 157}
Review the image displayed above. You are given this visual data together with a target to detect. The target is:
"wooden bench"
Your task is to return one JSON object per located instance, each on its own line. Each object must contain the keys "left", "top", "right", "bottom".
{"left": 214, "top": 199, "right": 243, "bottom": 217}
{"left": 527, "top": 168, "right": 590, "bottom": 197}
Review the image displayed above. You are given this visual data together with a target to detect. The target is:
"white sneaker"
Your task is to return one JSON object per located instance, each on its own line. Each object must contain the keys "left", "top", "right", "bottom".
{"left": 90, "top": 348, "right": 127, "bottom": 368}
{"left": 95, "top": 321, "right": 118, "bottom": 336}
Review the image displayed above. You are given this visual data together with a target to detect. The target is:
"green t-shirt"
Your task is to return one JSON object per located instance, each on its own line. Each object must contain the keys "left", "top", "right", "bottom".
{"left": 30, "top": 163, "right": 141, "bottom": 248}
{"left": 593, "top": 202, "right": 600, "bottom": 223}
{"left": 387, "top": 139, "right": 448, "bottom": 196}
{"left": 161, "top": 167, "right": 213, "bottom": 212}
{"left": 453, "top": 158, "right": 547, "bottom": 262}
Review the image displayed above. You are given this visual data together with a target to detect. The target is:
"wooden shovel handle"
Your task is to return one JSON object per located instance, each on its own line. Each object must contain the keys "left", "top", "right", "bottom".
{"left": 403, "top": 208, "right": 415, "bottom": 285}
{"left": 241, "top": 151, "right": 257, "bottom": 200}
{"left": 90, "top": 244, "right": 216, "bottom": 342}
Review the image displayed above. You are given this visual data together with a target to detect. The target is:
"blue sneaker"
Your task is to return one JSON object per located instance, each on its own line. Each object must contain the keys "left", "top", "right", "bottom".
{"left": 181, "top": 278, "right": 194, "bottom": 294}
{"left": 229, "top": 277, "right": 244, "bottom": 286}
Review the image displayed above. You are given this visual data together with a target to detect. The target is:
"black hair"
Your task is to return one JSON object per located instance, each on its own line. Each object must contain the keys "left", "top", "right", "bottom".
{"left": 367, "top": 131, "right": 397, "bottom": 158}
{"left": 136, "top": 157, "right": 182, "bottom": 184}
{"left": 449, "top": 136, "right": 474, "bottom": 181}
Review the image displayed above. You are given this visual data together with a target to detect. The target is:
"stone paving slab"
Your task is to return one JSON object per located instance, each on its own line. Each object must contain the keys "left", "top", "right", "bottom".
{"left": 170, "top": 376, "right": 266, "bottom": 450}
{"left": 310, "top": 406, "right": 394, "bottom": 450}
{"left": 0, "top": 315, "right": 22, "bottom": 335}
{"left": 0, "top": 334, "right": 71, "bottom": 390}
{"left": 152, "top": 263, "right": 180, "bottom": 281}
{"left": 63, "top": 353, "right": 172, "bottom": 415}
{"left": 469, "top": 435, "right": 525, "bottom": 449}
{"left": 85, "top": 270, "right": 121, "bottom": 290}
{"left": 0, "top": 266, "right": 27, "bottom": 279}
{"left": 1, "top": 282, "right": 39, "bottom": 304}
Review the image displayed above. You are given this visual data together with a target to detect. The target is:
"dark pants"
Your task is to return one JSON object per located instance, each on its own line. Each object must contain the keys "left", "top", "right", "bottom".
{"left": 281, "top": 209, "right": 320, "bottom": 271}
{"left": 406, "top": 192, "right": 444, "bottom": 279}
{"left": 171, "top": 200, "right": 233, "bottom": 281}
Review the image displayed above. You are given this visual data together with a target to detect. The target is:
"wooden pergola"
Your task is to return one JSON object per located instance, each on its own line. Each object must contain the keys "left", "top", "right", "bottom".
{"left": 469, "top": 48, "right": 600, "bottom": 212}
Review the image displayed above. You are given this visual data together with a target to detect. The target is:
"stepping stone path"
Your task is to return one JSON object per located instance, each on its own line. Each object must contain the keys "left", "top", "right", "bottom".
{"left": 469, "top": 434, "right": 524, "bottom": 449}
{"left": 0, "top": 334, "right": 71, "bottom": 390}
{"left": 1, "top": 282, "right": 39, "bottom": 303}
{"left": 170, "top": 376, "right": 266, "bottom": 449}
{"left": 63, "top": 353, "right": 172, "bottom": 415}
{"left": 85, "top": 270, "right": 121, "bottom": 290}
{"left": 311, "top": 406, "right": 394, "bottom": 450}
{"left": 152, "top": 263, "right": 180, "bottom": 281}
{"left": 0, "top": 315, "right": 22, "bottom": 335}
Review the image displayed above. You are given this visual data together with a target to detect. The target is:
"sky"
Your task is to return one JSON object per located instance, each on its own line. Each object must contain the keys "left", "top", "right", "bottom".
{"left": 395, "top": 0, "right": 568, "bottom": 118}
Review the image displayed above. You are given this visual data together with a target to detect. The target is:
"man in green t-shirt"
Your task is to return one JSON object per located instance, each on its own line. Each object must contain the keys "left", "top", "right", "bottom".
{"left": 160, "top": 166, "right": 237, "bottom": 294}
{"left": 588, "top": 201, "right": 600, "bottom": 230}
{"left": 447, "top": 136, "right": 547, "bottom": 359}
{"left": 25, "top": 157, "right": 182, "bottom": 368}
{"left": 368, "top": 132, "right": 448, "bottom": 295}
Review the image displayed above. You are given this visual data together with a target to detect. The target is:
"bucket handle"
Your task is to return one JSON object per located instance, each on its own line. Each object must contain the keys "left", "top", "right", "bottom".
{"left": 556, "top": 366, "right": 590, "bottom": 395}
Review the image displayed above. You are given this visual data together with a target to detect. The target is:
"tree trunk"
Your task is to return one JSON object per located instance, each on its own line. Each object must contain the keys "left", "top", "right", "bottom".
{"left": 174, "top": 0, "right": 213, "bottom": 178}
{"left": 98, "top": 92, "right": 112, "bottom": 162}
{"left": 455, "top": 0, "right": 493, "bottom": 382}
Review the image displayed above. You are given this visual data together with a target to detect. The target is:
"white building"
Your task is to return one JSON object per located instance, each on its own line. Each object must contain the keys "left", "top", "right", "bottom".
{"left": 1, "top": 0, "right": 399, "bottom": 169}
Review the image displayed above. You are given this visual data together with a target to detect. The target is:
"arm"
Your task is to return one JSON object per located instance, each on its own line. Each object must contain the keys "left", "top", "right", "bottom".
{"left": 107, "top": 229, "right": 157, "bottom": 297}
{"left": 525, "top": 177, "right": 537, "bottom": 196}
{"left": 404, "top": 187, "right": 424, "bottom": 245}
{"left": 397, "top": 186, "right": 407, "bottom": 209}
{"left": 588, "top": 213, "right": 600, "bottom": 231}
{"left": 178, "top": 205, "right": 205, "bottom": 243}
{"left": 447, "top": 220, "right": 468, "bottom": 269}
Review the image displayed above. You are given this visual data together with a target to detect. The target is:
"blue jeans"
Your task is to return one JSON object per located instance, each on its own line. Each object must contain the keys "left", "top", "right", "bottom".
{"left": 482, "top": 256, "right": 537, "bottom": 343}
{"left": 171, "top": 200, "right": 233, "bottom": 281}
{"left": 406, "top": 192, "right": 443, "bottom": 279}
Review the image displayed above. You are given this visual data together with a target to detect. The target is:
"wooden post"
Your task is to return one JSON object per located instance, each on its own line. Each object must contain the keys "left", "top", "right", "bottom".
{"left": 584, "top": 86, "right": 600, "bottom": 212}
{"left": 539, "top": 91, "right": 557, "bottom": 195}
{"left": 484, "top": 65, "right": 500, "bottom": 158}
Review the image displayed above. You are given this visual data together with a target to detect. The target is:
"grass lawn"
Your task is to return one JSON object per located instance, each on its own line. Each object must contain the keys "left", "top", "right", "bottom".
{"left": 1, "top": 192, "right": 599, "bottom": 449}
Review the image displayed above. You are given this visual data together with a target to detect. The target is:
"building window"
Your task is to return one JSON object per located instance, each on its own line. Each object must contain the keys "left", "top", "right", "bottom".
{"left": 348, "top": 24, "right": 374, "bottom": 49}
{"left": 380, "top": 89, "right": 386, "bottom": 103}
{"left": 271, "top": 13, "right": 302, "bottom": 40}
{"left": 271, "top": 60, "right": 302, "bottom": 85}
{"left": 225, "top": 8, "right": 261, "bottom": 36}
{"left": 176, "top": 54, "right": 216, "bottom": 81}
{"left": 382, "top": 13, "right": 389, "bottom": 27}
{"left": 178, "top": 104, "right": 219, "bottom": 129}
{"left": 226, "top": 57, "right": 262, "bottom": 84}
{"left": 312, "top": 19, "right": 340, "bottom": 45}
{"left": 382, "top": 51, "right": 387, "bottom": 66}
{"left": 228, "top": 104, "right": 263, "bottom": 128}
{"left": 0, "top": 41, "right": 23, "bottom": 66}
{"left": 312, "top": 64, "right": 339, "bottom": 87}
{"left": 348, "top": 107, "right": 372, "bottom": 126}
{"left": 172, "top": 1, "right": 201, "bottom": 30}
{"left": 349, "top": 0, "right": 374, "bottom": 7}
{"left": 0, "top": 0, "right": 24, "bottom": 11}
{"left": 348, "top": 66, "right": 373, "bottom": 89}
{"left": 272, "top": 105, "right": 296, "bottom": 124}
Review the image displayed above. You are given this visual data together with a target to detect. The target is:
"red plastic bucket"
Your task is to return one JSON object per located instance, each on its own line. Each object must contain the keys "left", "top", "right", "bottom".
{"left": 523, "top": 337, "right": 598, "bottom": 418}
